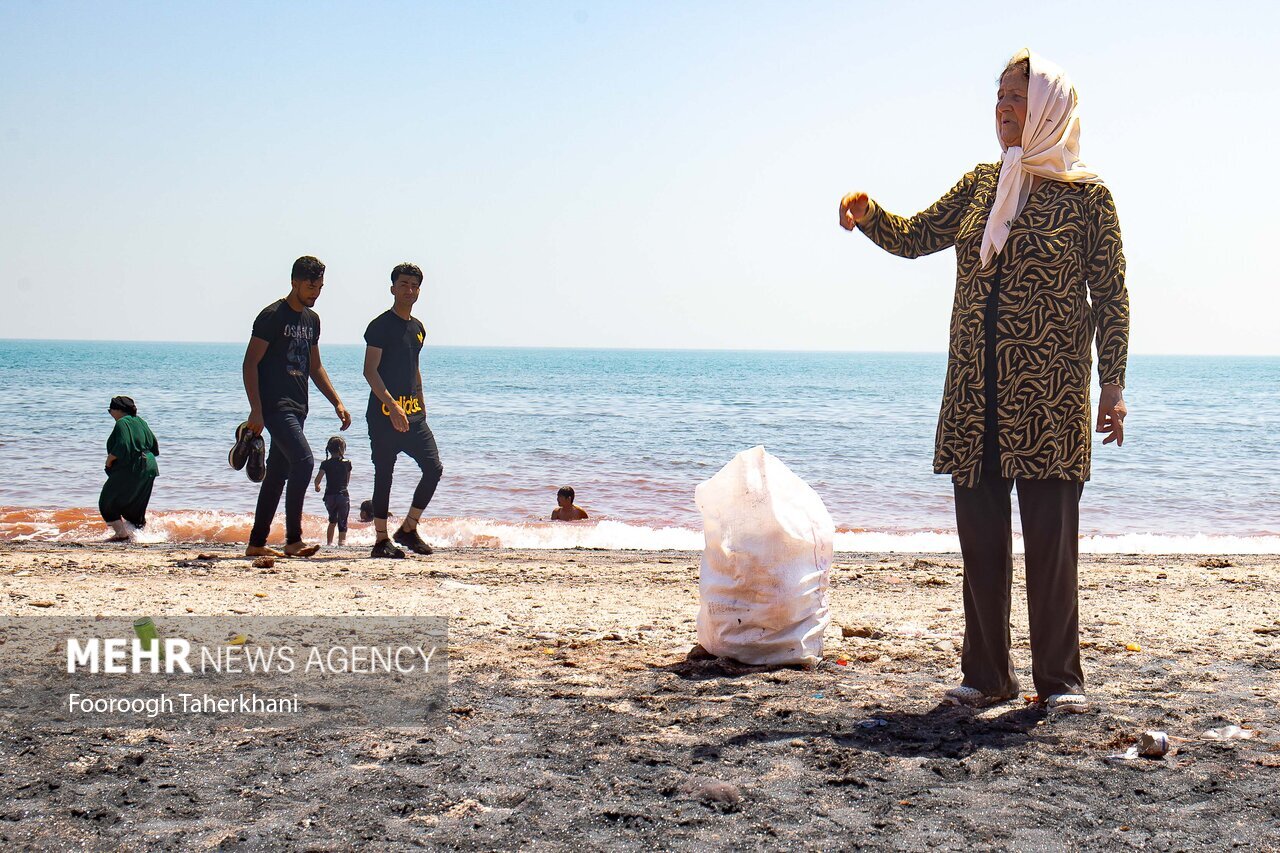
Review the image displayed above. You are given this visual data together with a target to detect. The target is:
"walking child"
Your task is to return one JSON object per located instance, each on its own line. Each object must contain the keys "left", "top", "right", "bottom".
{"left": 314, "top": 436, "right": 352, "bottom": 545}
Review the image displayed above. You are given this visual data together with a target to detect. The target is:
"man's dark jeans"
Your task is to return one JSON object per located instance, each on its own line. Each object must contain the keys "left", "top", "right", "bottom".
{"left": 248, "top": 411, "right": 314, "bottom": 547}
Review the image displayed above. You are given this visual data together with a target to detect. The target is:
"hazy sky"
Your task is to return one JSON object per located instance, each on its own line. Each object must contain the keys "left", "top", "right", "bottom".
{"left": 2, "top": 1, "right": 1276, "bottom": 354}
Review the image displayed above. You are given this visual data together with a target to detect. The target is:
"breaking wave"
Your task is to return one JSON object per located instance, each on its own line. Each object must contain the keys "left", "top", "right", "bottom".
{"left": 1, "top": 507, "right": 1277, "bottom": 554}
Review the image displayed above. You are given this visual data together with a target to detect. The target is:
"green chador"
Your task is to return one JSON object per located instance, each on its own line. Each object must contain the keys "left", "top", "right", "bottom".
{"left": 99, "top": 415, "right": 160, "bottom": 527}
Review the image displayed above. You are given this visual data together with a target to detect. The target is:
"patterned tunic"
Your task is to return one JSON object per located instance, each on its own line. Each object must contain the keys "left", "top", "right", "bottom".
{"left": 859, "top": 162, "right": 1128, "bottom": 487}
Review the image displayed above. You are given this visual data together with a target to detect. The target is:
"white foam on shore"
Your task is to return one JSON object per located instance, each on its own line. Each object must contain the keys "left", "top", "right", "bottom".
{"left": 3, "top": 508, "right": 1277, "bottom": 554}
{"left": 833, "top": 530, "right": 1280, "bottom": 555}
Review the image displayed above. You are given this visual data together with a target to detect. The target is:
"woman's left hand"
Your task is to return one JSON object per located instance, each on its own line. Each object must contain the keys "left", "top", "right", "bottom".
{"left": 1097, "top": 384, "right": 1127, "bottom": 446}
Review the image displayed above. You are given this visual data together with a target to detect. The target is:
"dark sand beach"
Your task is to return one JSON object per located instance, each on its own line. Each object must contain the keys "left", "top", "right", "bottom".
{"left": 2, "top": 544, "right": 1279, "bottom": 850}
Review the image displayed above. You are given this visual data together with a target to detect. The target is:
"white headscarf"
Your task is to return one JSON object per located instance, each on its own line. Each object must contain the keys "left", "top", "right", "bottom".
{"left": 980, "top": 49, "right": 1103, "bottom": 267}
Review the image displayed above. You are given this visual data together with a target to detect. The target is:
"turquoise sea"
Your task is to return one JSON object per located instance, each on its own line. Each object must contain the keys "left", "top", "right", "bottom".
{"left": 0, "top": 340, "right": 1275, "bottom": 552}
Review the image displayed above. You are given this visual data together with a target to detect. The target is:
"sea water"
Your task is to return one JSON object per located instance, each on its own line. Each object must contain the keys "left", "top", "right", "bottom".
{"left": 0, "top": 340, "right": 1275, "bottom": 552}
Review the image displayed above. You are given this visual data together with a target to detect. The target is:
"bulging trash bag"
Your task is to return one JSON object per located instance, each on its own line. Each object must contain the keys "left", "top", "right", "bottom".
{"left": 695, "top": 446, "right": 833, "bottom": 666}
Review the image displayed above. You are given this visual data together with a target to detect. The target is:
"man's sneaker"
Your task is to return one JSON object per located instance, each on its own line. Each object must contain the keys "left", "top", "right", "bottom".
{"left": 244, "top": 433, "right": 267, "bottom": 483}
{"left": 371, "top": 538, "right": 406, "bottom": 559}
{"left": 393, "top": 527, "right": 433, "bottom": 555}
{"left": 228, "top": 422, "right": 254, "bottom": 470}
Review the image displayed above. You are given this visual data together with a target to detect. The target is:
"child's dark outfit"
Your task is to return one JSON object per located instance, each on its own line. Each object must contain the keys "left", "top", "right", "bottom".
{"left": 319, "top": 458, "right": 352, "bottom": 533}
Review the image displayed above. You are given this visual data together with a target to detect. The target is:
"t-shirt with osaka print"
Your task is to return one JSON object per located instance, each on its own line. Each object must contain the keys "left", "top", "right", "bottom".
{"left": 251, "top": 299, "right": 320, "bottom": 415}
{"left": 363, "top": 309, "right": 426, "bottom": 425}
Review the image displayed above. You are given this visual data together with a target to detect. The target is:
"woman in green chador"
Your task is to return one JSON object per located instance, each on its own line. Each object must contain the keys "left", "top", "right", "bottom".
{"left": 99, "top": 395, "right": 160, "bottom": 541}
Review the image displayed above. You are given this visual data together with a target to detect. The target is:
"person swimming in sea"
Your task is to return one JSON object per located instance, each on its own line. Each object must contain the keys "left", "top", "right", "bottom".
{"left": 551, "top": 486, "right": 588, "bottom": 521}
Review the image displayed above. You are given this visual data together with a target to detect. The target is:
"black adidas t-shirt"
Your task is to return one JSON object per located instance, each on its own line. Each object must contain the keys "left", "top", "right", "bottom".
{"left": 252, "top": 299, "right": 320, "bottom": 415}
{"left": 363, "top": 309, "right": 426, "bottom": 425}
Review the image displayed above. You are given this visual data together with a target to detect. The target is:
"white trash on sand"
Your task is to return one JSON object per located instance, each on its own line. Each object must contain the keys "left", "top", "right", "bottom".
{"left": 1202, "top": 725, "right": 1256, "bottom": 741}
{"left": 695, "top": 446, "right": 833, "bottom": 667}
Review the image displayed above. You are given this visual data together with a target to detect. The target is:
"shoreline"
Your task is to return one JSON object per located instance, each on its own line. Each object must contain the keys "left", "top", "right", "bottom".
{"left": 2, "top": 543, "right": 1279, "bottom": 848}
{"left": 3, "top": 508, "right": 1279, "bottom": 555}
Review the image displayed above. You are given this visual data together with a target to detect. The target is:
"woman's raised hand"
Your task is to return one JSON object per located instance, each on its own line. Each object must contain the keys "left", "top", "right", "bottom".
{"left": 838, "top": 192, "right": 870, "bottom": 231}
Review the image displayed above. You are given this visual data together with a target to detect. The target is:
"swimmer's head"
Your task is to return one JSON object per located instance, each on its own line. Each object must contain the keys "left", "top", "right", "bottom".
{"left": 359, "top": 500, "right": 375, "bottom": 523}
{"left": 557, "top": 486, "right": 575, "bottom": 507}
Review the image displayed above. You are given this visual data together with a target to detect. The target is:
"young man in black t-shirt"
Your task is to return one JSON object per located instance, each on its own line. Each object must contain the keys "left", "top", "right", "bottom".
{"left": 362, "top": 262, "right": 443, "bottom": 558}
{"left": 242, "top": 255, "right": 351, "bottom": 558}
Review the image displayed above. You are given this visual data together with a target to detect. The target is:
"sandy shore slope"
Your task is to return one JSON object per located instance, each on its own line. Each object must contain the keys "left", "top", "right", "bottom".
{"left": 2, "top": 544, "right": 1279, "bottom": 850}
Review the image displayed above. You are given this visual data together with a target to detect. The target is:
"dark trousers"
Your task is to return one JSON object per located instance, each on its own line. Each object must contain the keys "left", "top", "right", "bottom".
{"left": 249, "top": 411, "right": 314, "bottom": 546}
{"left": 954, "top": 464, "right": 1085, "bottom": 697}
{"left": 99, "top": 476, "right": 155, "bottom": 528}
{"left": 370, "top": 419, "right": 443, "bottom": 520}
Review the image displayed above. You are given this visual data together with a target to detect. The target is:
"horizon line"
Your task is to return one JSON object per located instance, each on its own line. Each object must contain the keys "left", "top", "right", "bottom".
{"left": 0, "top": 337, "right": 1277, "bottom": 359}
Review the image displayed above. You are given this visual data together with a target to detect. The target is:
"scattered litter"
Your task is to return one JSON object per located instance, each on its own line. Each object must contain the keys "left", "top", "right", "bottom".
{"left": 254, "top": 592, "right": 267, "bottom": 598}
{"left": 1023, "top": 694, "right": 1039, "bottom": 704}
{"left": 133, "top": 617, "right": 161, "bottom": 656}
{"left": 1107, "top": 730, "right": 1174, "bottom": 762}
{"left": 858, "top": 718, "right": 888, "bottom": 729}
{"left": 1125, "top": 643, "right": 1142, "bottom": 652}
{"left": 836, "top": 659, "right": 848, "bottom": 666}
{"left": 1105, "top": 745, "right": 1141, "bottom": 762}
{"left": 1107, "top": 725, "right": 1257, "bottom": 764}
{"left": 28, "top": 601, "right": 55, "bottom": 608}
{"left": 1139, "top": 730, "right": 1171, "bottom": 757}
{"left": 812, "top": 693, "right": 825, "bottom": 699}
{"left": 227, "top": 635, "right": 247, "bottom": 646}
{"left": 842, "top": 625, "right": 883, "bottom": 639}
{"left": 14, "top": 570, "right": 31, "bottom": 577}
{"left": 1203, "top": 725, "right": 1255, "bottom": 741}
{"left": 197, "top": 553, "right": 218, "bottom": 560}
{"left": 252, "top": 557, "right": 275, "bottom": 569}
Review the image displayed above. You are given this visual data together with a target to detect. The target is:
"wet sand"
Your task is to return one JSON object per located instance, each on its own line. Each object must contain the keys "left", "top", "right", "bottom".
{"left": 2, "top": 543, "right": 1279, "bottom": 850}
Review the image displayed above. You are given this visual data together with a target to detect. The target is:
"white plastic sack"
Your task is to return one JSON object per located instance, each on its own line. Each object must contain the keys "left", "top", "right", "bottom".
{"left": 695, "top": 446, "right": 833, "bottom": 666}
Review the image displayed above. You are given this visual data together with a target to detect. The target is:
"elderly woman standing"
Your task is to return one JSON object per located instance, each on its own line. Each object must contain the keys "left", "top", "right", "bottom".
{"left": 100, "top": 395, "right": 160, "bottom": 541}
{"left": 838, "top": 50, "right": 1128, "bottom": 714}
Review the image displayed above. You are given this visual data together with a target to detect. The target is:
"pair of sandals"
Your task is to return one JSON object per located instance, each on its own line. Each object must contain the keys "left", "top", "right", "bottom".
{"left": 228, "top": 422, "right": 266, "bottom": 482}
{"left": 944, "top": 685, "right": 1088, "bottom": 714}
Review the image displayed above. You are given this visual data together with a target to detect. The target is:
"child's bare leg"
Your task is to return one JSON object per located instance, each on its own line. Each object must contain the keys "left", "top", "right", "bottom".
{"left": 338, "top": 528, "right": 347, "bottom": 545}
{"left": 327, "top": 522, "right": 336, "bottom": 545}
